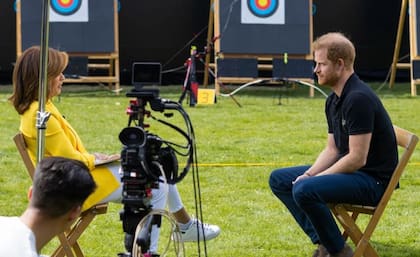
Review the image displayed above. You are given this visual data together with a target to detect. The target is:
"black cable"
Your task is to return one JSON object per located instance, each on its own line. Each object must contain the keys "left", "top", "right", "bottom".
{"left": 162, "top": 25, "right": 208, "bottom": 68}
{"left": 376, "top": 53, "right": 410, "bottom": 92}
{"left": 157, "top": 100, "right": 208, "bottom": 256}
{"left": 149, "top": 111, "right": 193, "bottom": 183}
{"left": 188, "top": 117, "right": 208, "bottom": 257}
{"left": 161, "top": 65, "right": 186, "bottom": 74}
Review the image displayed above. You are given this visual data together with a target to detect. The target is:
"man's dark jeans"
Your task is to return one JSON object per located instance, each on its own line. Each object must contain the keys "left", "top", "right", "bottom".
{"left": 269, "top": 165, "right": 385, "bottom": 254}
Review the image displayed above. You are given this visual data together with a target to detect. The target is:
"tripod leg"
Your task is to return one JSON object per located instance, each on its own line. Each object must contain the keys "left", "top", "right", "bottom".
{"left": 189, "top": 81, "right": 198, "bottom": 107}
{"left": 178, "top": 88, "right": 188, "bottom": 104}
{"left": 179, "top": 64, "right": 191, "bottom": 105}
{"left": 136, "top": 215, "right": 153, "bottom": 253}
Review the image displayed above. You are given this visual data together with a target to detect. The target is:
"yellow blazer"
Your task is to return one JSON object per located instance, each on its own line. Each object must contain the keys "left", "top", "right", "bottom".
{"left": 20, "top": 100, "right": 119, "bottom": 210}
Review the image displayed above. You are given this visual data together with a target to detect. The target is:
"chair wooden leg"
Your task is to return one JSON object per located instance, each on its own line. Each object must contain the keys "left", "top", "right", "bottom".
{"left": 52, "top": 233, "right": 76, "bottom": 257}
{"left": 51, "top": 211, "right": 97, "bottom": 257}
{"left": 354, "top": 238, "right": 379, "bottom": 257}
{"left": 12, "top": 133, "right": 110, "bottom": 257}
{"left": 52, "top": 233, "right": 86, "bottom": 257}
{"left": 72, "top": 242, "right": 84, "bottom": 257}
{"left": 342, "top": 211, "right": 359, "bottom": 241}
{"left": 52, "top": 232, "right": 86, "bottom": 257}
{"left": 333, "top": 205, "right": 379, "bottom": 257}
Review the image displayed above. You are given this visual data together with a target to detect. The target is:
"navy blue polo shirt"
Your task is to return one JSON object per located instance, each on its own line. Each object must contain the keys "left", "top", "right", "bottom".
{"left": 325, "top": 74, "right": 398, "bottom": 183}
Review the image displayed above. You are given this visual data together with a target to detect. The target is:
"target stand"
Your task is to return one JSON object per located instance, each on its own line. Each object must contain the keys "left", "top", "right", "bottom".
{"left": 389, "top": 0, "right": 418, "bottom": 96}
{"left": 16, "top": 0, "right": 120, "bottom": 93}
{"left": 211, "top": 0, "right": 315, "bottom": 97}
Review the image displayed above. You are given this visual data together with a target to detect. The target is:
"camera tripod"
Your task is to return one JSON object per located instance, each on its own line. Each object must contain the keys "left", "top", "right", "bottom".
{"left": 118, "top": 88, "right": 199, "bottom": 257}
{"left": 178, "top": 46, "right": 199, "bottom": 107}
{"left": 178, "top": 45, "right": 241, "bottom": 107}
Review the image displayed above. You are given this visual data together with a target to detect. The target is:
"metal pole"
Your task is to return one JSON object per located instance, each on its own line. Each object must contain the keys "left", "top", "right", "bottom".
{"left": 36, "top": 0, "right": 51, "bottom": 164}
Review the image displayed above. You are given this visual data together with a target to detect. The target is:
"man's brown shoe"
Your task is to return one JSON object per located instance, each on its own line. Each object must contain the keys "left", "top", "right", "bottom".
{"left": 328, "top": 244, "right": 353, "bottom": 257}
{"left": 312, "top": 244, "right": 328, "bottom": 257}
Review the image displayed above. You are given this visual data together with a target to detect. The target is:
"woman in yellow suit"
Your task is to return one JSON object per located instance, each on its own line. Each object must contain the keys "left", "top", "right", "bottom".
{"left": 9, "top": 46, "right": 220, "bottom": 252}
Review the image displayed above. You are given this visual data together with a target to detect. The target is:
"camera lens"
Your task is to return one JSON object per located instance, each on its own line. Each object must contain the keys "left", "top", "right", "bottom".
{"left": 119, "top": 127, "right": 146, "bottom": 146}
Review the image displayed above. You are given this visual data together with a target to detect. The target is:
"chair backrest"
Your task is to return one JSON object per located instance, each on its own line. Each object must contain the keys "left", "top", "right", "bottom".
{"left": 328, "top": 126, "right": 418, "bottom": 257}
{"left": 13, "top": 132, "right": 109, "bottom": 257}
{"left": 13, "top": 133, "right": 35, "bottom": 179}
{"left": 337, "top": 126, "right": 418, "bottom": 215}
{"left": 375, "top": 125, "right": 418, "bottom": 212}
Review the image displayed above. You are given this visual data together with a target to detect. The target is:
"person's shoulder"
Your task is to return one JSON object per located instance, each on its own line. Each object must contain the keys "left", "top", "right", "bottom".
{"left": 21, "top": 101, "right": 39, "bottom": 118}
{"left": 0, "top": 216, "right": 31, "bottom": 243}
{"left": 0, "top": 216, "right": 20, "bottom": 223}
{"left": 0, "top": 217, "right": 38, "bottom": 256}
{"left": 345, "top": 89, "right": 374, "bottom": 104}
{"left": 350, "top": 83, "right": 378, "bottom": 99}
{"left": 28, "top": 101, "right": 40, "bottom": 112}
{"left": 0, "top": 216, "right": 28, "bottom": 231}
{"left": 343, "top": 87, "right": 382, "bottom": 113}
{"left": 346, "top": 76, "right": 376, "bottom": 97}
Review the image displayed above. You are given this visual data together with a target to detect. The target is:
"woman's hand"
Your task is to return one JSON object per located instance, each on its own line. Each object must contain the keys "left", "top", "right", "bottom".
{"left": 93, "top": 153, "right": 120, "bottom": 161}
{"left": 93, "top": 153, "right": 120, "bottom": 166}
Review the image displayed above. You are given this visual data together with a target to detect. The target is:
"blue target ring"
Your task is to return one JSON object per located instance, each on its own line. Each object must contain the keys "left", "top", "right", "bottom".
{"left": 51, "top": 0, "right": 82, "bottom": 16}
{"left": 247, "top": 0, "right": 278, "bottom": 18}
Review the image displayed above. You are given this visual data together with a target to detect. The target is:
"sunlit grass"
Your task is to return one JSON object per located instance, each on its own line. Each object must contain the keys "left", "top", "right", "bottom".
{"left": 0, "top": 82, "right": 419, "bottom": 256}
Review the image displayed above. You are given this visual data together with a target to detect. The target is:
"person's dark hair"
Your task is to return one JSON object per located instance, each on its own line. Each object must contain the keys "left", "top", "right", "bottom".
{"left": 31, "top": 157, "right": 96, "bottom": 218}
{"left": 9, "top": 46, "right": 68, "bottom": 114}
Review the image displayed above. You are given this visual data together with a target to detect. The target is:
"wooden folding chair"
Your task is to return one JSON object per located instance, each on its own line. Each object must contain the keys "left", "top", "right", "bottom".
{"left": 13, "top": 133, "right": 108, "bottom": 257}
{"left": 329, "top": 125, "right": 418, "bottom": 257}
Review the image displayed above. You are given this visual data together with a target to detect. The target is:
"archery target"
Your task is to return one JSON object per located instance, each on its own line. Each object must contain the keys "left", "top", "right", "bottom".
{"left": 49, "top": 0, "right": 89, "bottom": 22}
{"left": 241, "top": 0, "right": 285, "bottom": 24}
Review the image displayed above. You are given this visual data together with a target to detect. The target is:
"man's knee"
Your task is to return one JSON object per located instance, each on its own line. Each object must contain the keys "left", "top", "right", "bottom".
{"left": 292, "top": 180, "right": 316, "bottom": 205}
{"left": 268, "top": 171, "right": 276, "bottom": 190}
{"left": 269, "top": 169, "right": 285, "bottom": 192}
{"left": 269, "top": 169, "right": 296, "bottom": 196}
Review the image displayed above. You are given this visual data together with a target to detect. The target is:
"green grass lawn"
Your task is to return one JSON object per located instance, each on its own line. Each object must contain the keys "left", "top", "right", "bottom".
{"left": 0, "top": 82, "right": 419, "bottom": 256}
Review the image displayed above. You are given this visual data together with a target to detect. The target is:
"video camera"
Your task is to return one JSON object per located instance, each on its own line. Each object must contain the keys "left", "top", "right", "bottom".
{"left": 118, "top": 88, "right": 194, "bottom": 256}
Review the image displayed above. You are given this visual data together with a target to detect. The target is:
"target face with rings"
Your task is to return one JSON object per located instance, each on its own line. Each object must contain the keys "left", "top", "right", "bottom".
{"left": 51, "top": 0, "right": 82, "bottom": 16}
{"left": 247, "top": 0, "right": 278, "bottom": 18}
{"left": 241, "top": 0, "right": 285, "bottom": 24}
{"left": 49, "top": 0, "right": 89, "bottom": 22}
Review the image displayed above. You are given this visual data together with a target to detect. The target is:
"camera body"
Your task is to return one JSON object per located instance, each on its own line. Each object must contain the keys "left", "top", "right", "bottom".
{"left": 119, "top": 126, "right": 161, "bottom": 209}
{"left": 118, "top": 88, "right": 180, "bottom": 255}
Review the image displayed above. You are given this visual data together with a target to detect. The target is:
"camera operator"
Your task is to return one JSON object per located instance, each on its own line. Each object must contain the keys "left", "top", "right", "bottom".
{"left": 9, "top": 46, "right": 221, "bottom": 255}
{"left": 0, "top": 157, "right": 96, "bottom": 257}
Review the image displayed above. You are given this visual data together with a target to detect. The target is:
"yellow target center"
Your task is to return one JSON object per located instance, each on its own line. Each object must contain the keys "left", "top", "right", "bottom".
{"left": 61, "top": 0, "right": 71, "bottom": 5}
{"left": 257, "top": 0, "right": 269, "bottom": 8}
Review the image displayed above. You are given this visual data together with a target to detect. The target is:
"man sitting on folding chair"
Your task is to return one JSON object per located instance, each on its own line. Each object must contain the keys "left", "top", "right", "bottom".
{"left": 0, "top": 157, "right": 96, "bottom": 257}
{"left": 268, "top": 32, "right": 398, "bottom": 257}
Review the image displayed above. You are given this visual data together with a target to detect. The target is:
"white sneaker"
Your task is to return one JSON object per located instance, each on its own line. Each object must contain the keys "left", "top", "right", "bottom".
{"left": 177, "top": 218, "right": 221, "bottom": 242}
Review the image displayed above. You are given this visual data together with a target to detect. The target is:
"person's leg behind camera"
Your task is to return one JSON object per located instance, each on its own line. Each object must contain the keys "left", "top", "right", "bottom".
{"left": 100, "top": 164, "right": 220, "bottom": 250}
{"left": 167, "top": 184, "right": 220, "bottom": 242}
